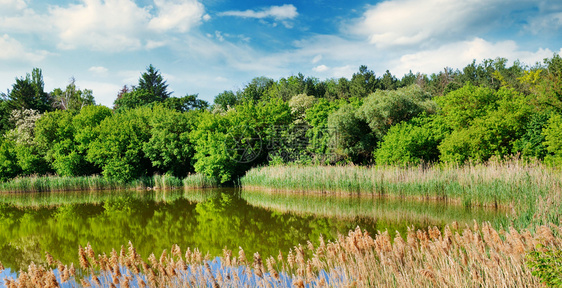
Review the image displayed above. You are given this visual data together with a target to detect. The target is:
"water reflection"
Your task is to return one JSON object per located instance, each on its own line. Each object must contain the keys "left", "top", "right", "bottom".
{"left": 0, "top": 188, "right": 505, "bottom": 271}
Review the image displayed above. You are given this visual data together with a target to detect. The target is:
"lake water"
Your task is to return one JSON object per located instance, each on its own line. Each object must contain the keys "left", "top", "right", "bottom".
{"left": 0, "top": 188, "right": 506, "bottom": 272}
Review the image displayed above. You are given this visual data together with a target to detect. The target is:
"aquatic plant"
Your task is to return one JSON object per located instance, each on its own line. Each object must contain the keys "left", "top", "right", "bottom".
{"left": 2, "top": 223, "right": 560, "bottom": 287}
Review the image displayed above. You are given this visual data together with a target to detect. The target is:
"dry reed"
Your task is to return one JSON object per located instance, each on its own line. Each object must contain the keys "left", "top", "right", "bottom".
{"left": 2, "top": 223, "right": 558, "bottom": 287}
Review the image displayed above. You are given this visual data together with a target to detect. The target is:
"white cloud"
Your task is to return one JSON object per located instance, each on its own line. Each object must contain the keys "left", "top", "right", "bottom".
{"left": 219, "top": 4, "right": 298, "bottom": 21}
{"left": 0, "top": 0, "right": 27, "bottom": 15}
{"left": 311, "top": 55, "right": 322, "bottom": 64}
{"left": 148, "top": 0, "right": 205, "bottom": 33}
{"left": 0, "top": 34, "right": 48, "bottom": 62}
{"left": 390, "top": 38, "right": 558, "bottom": 76}
{"left": 89, "top": 66, "right": 108, "bottom": 74}
{"left": 312, "top": 65, "right": 329, "bottom": 72}
{"left": 49, "top": 0, "right": 150, "bottom": 51}
{"left": 352, "top": 0, "right": 528, "bottom": 48}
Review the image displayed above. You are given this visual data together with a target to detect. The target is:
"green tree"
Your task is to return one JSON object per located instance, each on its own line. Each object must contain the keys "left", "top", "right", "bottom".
{"left": 357, "top": 84, "right": 436, "bottom": 139}
{"left": 138, "top": 64, "right": 171, "bottom": 100}
{"left": 143, "top": 105, "right": 198, "bottom": 176}
{"left": 51, "top": 78, "right": 95, "bottom": 110}
{"left": 543, "top": 114, "right": 562, "bottom": 165}
{"left": 113, "top": 65, "right": 171, "bottom": 111}
{"left": 6, "top": 68, "right": 53, "bottom": 113}
{"left": 375, "top": 114, "right": 450, "bottom": 166}
{"left": 87, "top": 107, "right": 153, "bottom": 182}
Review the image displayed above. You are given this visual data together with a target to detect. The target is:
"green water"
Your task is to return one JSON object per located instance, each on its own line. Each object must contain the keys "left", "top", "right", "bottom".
{"left": 0, "top": 188, "right": 506, "bottom": 271}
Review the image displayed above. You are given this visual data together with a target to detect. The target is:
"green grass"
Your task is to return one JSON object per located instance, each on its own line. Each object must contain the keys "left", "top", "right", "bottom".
{"left": 0, "top": 173, "right": 219, "bottom": 193}
{"left": 240, "top": 160, "right": 562, "bottom": 229}
{"left": 183, "top": 173, "right": 219, "bottom": 189}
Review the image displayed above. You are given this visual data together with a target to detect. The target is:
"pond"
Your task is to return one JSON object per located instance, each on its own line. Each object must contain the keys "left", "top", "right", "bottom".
{"left": 0, "top": 188, "right": 506, "bottom": 273}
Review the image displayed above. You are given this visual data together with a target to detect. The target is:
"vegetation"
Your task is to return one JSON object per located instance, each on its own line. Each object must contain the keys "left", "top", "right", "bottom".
{"left": 0, "top": 55, "right": 561, "bottom": 186}
{"left": 2, "top": 223, "right": 561, "bottom": 287}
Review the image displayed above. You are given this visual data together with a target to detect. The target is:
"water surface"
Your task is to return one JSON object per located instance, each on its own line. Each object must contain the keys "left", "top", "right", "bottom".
{"left": 0, "top": 188, "right": 505, "bottom": 271}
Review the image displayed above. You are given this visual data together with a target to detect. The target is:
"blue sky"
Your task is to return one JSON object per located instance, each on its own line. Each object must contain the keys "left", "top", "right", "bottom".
{"left": 1, "top": 0, "right": 561, "bottom": 107}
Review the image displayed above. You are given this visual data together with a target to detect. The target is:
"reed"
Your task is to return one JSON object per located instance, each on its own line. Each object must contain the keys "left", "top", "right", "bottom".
{"left": 0, "top": 175, "right": 144, "bottom": 193}
{"left": 183, "top": 173, "right": 219, "bottom": 189}
{"left": 2, "top": 223, "right": 559, "bottom": 287}
{"left": 240, "top": 160, "right": 562, "bottom": 229}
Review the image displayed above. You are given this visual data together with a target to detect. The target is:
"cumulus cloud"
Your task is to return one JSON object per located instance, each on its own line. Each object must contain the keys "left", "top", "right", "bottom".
{"left": 219, "top": 4, "right": 298, "bottom": 21}
{"left": 0, "top": 0, "right": 27, "bottom": 15}
{"left": 352, "top": 0, "right": 533, "bottom": 48}
{"left": 148, "top": 0, "right": 205, "bottom": 33}
{"left": 312, "top": 65, "right": 329, "bottom": 72}
{"left": 89, "top": 66, "right": 108, "bottom": 74}
{"left": 0, "top": 0, "right": 206, "bottom": 52}
{"left": 0, "top": 34, "right": 48, "bottom": 62}
{"left": 49, "top": 0, "right": 151, "bottom": 51}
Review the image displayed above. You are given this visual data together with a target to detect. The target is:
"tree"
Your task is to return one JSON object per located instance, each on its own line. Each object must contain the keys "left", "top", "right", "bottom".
{"left": 51, "top": 78, "right": 95, "bottom": 110}
{"left": 86, "top": 107, "right": 153, "bottom": 182}
{"left": 163, "top": 94, "right": 208, "bottom": 112}
{"left": 327, "top": 103, "right": 374, "bottom": 164}
{"left": 138, "top": 64, "right": 171, "bottom": 100}
{"left": 375, "top": 114, "right": 450, "bottom": 166}
{"left": 543, "top": 114, "right": 562, "bottom": 165}
{"left": 357, "top": 84, "right": 436, "bottom": 139}
{"left": 7, "top": 68, "right": 53, "bottom": 113}
{"left": 350, "top": 65, "right": 379, "bottom": 98}
{"left": 113, "top": 65, "right": 171, "bottom": 111}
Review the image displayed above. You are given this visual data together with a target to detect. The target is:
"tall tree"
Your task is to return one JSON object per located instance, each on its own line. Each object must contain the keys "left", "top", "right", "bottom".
{"left": 138, "top": 64, "right": 171, "bottom": 100}
{"left": 7, "top": 68, "right": 53, "bottom": 113}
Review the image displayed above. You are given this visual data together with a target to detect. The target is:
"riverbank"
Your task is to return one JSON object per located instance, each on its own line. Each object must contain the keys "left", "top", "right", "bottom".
{"left": 240, "top": 160, "right": 562, "bottom": 230}
{"left": 0, "top": 173, "right": 218, "bottom": 193}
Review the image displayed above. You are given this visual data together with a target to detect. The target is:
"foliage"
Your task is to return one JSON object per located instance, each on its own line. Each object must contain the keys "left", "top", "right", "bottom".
{"left": 357, "top": 84, "right": 436, "bottom": 138}
{"left": 375, "top": 114, "right": 450, "bottom": 166}
{"left": 86, "top": 107, "right": 153, "bottom": 182}
{"left": 527, "top": 247, "right": 562, "bottom": 287}
{"left": 51, "top": 78, "right": 95, "bottom": 110}
{"left": 544, "top": 114, "right": 562, "bottom": 165}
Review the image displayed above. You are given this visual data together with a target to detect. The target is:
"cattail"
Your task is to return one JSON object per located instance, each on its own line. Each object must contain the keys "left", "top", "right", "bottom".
{"left": 80, "top": 279, "right": 91, "bottom": 287}
{"left": 45, "top": 252, "right": 54, "bottom": 266}
{"left": 69, "top": 263, "right": 76, "bottom": 277}
{"left": 78, "top": 245, "right": 90, "bottom": 269}
{"left": 267, "top": 256, "right": 279, "bottom": 281}
{"left": 86, "top": 242, "right": 95, "bottom": 260}
{"left": 253, "top": 252, "right": 264, "bottom": 278}
{"left": 0, "top": 260, "right": 4, "bottom": 272}
{"left": 238, "top": 247, "right": 247, "bottom": 266}
{"left": 223, "top": 248, "right": 232, "bottom": 266}
{"left": 61, "top": 265, "right": 70, "bottom": 283}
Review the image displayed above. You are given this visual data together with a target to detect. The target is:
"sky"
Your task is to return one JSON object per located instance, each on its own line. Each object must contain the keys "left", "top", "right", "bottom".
{"left": 1, "top": 0, "right": 561, "bottom": 107}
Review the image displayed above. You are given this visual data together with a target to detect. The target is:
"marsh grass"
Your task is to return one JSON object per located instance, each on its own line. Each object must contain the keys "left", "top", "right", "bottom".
{"left": 183, "top": 173, "right": 219, "bottom": 189}
{"left": 240, "top": 160, "right": 562, "bottom": 229}
{"left": 0, "top": 175, "right": 145, "bottom": 193}
{"left": 0, "top": 173, "right": 219, "bottom": 193}
{"left": 2, "top": 223, "right": 559, "bottom": 287}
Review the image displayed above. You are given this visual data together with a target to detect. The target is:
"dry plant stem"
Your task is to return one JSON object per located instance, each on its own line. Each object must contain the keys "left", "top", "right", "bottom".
{"left": 3, "top": 222, "right": 558, "bottom": 288}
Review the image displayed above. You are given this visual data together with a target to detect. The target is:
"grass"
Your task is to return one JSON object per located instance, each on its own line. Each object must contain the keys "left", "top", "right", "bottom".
{"left": 183, "top": 173, "right": 219, "bottom": 189}
{"left": 2, "top": 223, "right": 560, "bottom": 287}
{"left": 240, "top": 160, "right": 562, "bottom": 230}
{"left": 0, "top": 173, "right": 218, "bottom": 193}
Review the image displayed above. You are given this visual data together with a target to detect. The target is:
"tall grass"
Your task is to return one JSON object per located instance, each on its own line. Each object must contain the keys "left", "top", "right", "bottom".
{"left": 241, "top": 160, "right": 562, "bottom": 229}
{"left": 241, "top": 161, "right": 560, "bottom": 206}
{"left": 0, "top": 175, "right": 146, "bottom": 193}
{"left": 0, "top": 173, "right": 219, "bottom": 193}
{"left": 2, "top": 223, "right": 560, "bottom": 287}
{"left": 183, "top": 173, "right": 219, "bottom": 189}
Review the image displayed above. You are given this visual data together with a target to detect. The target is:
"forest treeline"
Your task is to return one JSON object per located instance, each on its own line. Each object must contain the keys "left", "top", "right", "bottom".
{"left": 0, "top": 56, "right": 561, "bottom": 183}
